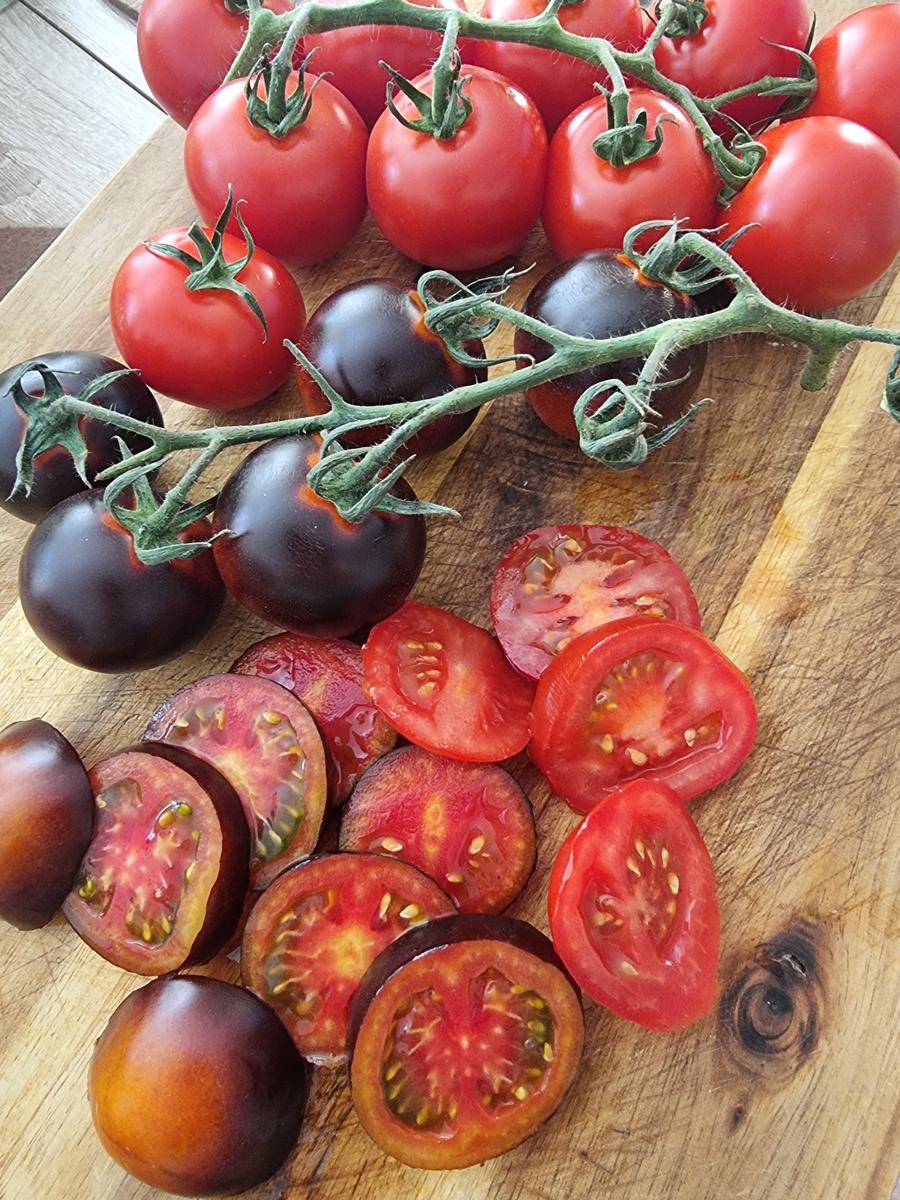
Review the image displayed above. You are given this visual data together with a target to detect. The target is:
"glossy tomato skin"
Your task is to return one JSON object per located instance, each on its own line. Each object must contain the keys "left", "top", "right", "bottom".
{"left": 722, "top": 117, "right": 900, "bottom": 312}
{"left": 295, "top": 279, "right": 485, "bottom": 455}
{"left": 515, "top": 253, "right": 707, "bottom": 441}
{"left": 803, "top": 5, "right": 900, "bottom": 156}
{"left": 213, "top": 436, "right": 427, "bottom": 637}
{"left": 19, "top": 490, "right": 224, "bottom": 673}
{"left": 0, "top": 353, "right": 163, "bottom": 524}
{"left": 543, "top": 90, "right": 720, "bottom": 261}
{"left": 0, "top": 720, "right": 93, "bottom": 930}
{"left": 185, "top": 75, "right": 368, "bottom": 268}
{"left": 110, "top": 227, "right": 305, "bottom": 411}
{"left": 548, "top": 779, "right": 720, "bottom": 1031}
{"left": 367, "top": 66, "right": 548, "bottom": 270}
{"left": 90, "top": 976, "right": 309, "bottom": 1196}
{"left": 469, "top": 0, "right": 643, "bottom": 135}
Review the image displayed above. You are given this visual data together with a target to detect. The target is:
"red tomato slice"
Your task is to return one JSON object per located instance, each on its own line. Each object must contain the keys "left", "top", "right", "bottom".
{"left": 491, "top": 524, "right": 701, "bottom": 681}
{"left": 548, "top": 779, "right": 720, "bottom": 1031}
{"left": 531, "top": 617, "right": 757, "bottom": 811}
{"left": 363, "top": 602, "right": 535, "bottom": 762}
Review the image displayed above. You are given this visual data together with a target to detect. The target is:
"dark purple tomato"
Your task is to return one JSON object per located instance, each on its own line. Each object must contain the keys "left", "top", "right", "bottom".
{"left": 295, "top": 279, "right": 485, "bottom": 456}
{"left": 19, "top": 489, "right": 224, "bottom": 672}
{"left": 514, "top": 252, "right": 707, "bottom": 441}
{"left": 0, "top": 352, "right": 163, "bottom": 523}
{"left": 212, "top": 436, "right": 427, "bottom": 637}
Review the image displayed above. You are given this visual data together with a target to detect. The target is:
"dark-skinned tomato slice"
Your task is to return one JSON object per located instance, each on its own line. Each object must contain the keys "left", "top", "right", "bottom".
{"left": 363, "top": 602, "right": 534, "bottom": 762}
{"left": 63, "top": 744, "right": 249, "bottom": 975}
{"left": 491, "top": 525, "right": 701, "bottom": 681}
{"left": 231, "top": 634, "right": 397, "bottom": 807}
{"left": 144, "top": 675, "right": 327, "bottom": 888}
{"left": 340, "top": 746, "right": 536, "bottom": 913}
{"left": 531, "top": 617, "right": 757, "bottom": 812}
{"left": 548, "top": 779, "right": 720, "bottom": 1031}
{"left": 241, "top": 853, "right": 454, "bottom": 1066}
{"left": 348, "top": 914, "right": 584, "bottom": 1169}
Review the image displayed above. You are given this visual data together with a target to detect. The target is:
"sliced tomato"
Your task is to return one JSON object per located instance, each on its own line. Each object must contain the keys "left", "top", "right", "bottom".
{"left": 531, "top": 617, "right": 757, "bottom": 812}
{"left": 339, "top": 746, "right": 536, "bottom": 913}
{"left": 363, "top": 602, "right": 534, "bottom": 762}
{"left": 491, "top": 525, "right": 701, "bottom": 681}
{"left": 241, "top": 853, "right": 454, "bottom": 1065}
{"left": 548, "top": 779, "right": 720, "bottom": 1031}
{"left": 144, "top": 675, "right": 327, "bottom": 887}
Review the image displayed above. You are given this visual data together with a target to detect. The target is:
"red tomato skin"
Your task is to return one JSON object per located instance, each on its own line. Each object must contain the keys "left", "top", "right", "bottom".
{"left": 802, "top": 5, "right": 900, "bottom": 158}
{"left": 366, "top": 67, "right": 548, "bottom": 270}
{"left": 543, "top": 89, "right": 719, "bottom": 260}
{"left": 184, "top": 76, "right": 368, "bottom": 268}
{"left": 722, "top": 117, "right": 900, "bottom": 312}
{"left": 110, "top": 228, "right": 305, "bottom": 411}
{"left": 469, "top": 0, "right": 644, "bottom": 135}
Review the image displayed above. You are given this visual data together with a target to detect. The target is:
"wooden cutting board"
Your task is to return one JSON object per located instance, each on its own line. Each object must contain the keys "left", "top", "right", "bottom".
{"left": 1, "top": 2, "right": 898, "bottom": 1195}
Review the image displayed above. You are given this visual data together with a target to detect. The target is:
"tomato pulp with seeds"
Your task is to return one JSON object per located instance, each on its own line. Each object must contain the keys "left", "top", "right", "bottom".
{"left": 63, "top": 746, "right": 249, "bottom": 975}
{"left": 144, "top": 674, "right": 327, "bottom": 888}
{"left": 349, "top": 915, "right": 584, "bottom": 1169}
{"left": 340, "top": 746, "right": 536, "bottom": 913}
{"left": 491, "top": 524, "right": 701, "bottom": 680}
{"left": 531, "top": 617, "right": 757, "bottom": 812}
{"left": 232, "top": 633, "right": 397, "bottom": 806}
{"left": 242, "top": 854, "right": 454, "bottom": 1065}
{"left": 364, "top": 602, "right": 535, "bottom": 762}
{"left": 548, "top": 780, "right": 720, "bottom": 1030}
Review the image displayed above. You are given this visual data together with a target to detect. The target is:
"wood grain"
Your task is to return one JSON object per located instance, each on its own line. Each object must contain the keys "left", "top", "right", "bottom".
{"left": 20, "top": 0, "right": 152, "bottom": 97}
{"left": 1, "top": 1, "right": 899, "bottom": 1197}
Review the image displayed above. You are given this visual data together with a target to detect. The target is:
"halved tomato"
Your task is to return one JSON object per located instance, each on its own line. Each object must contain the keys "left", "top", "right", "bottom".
{"left": 531, "top": 617, "right": 757, "bottom": 811}
{"left": 548, "top": 779, "right": 720, "bottom": 1031}
{"left": 491, "top": 525, "right": 701, "bottom": 680}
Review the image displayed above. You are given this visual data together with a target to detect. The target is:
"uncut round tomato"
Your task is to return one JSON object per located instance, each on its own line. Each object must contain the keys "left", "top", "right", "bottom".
{"left": 543, "top": 89, "right": 719, "bottom": 261}
{"left": 364, "top": 602, "right": 535, "bottom": 762}
{"left": 367, "top": 66, "right": 548, "bottom": 270}
{"left": 514, "top": 252, "right": 708, "bottom": 441}
{"left": 19, "top": 489, "right": 224, "bottom": 673}
{"left": 469, "top": 0, "right": 643, "bottom": 135}
{"left": 185, "top": 75, "right": 368, "bottom": 268}
{"left": 232, "top": 633, "right": 397, "bottom": 806}
{"left": 0, "top": 353, "right": 163, "bottom": 524}
{"left": 295, "top": 278, "right": 485, "bottom": 455}
{"left": 90, "top": 976, "right": 308, "bottom": 1196}
{"left": 492, "top": 524, "right": 701, "bottom": 680}
{"left": 213, "top": 436, "right": 427, "bottom": 637}
{"left": 652, "top": 0, "right": 811, "bottom": 134}
{"left": 137, "top": 0, "right": 294, "bottom": 127}
{"left": 242, "top": 853, "right": 454, "bottom": 1064}
{"left": 548, "top": 779, "right": 720, "bottom": 1031}
{"left": 531, "top": 617, "right": 757, "bottom": 812}
{"left": 349, "top": 914, "right": 584, "bottom": 1168}
{"left": 63, "top": 744, "right": 249, "bottom": 974}
{"left": 802, "top": 5, "right": 900, "bottom": 157}
{"left": 110, "top": 226, "right": 305, "bottom": 411}
{"left": 721, "top": 117, "right": 900, "bottom": 312}
{"left": 144, "top": 674, "right": 328, "bottom": 887}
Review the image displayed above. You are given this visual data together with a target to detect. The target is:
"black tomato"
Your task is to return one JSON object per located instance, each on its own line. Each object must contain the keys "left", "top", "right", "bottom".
{"left": 19, "top": 489, "right": 224, "bottom": 672}
{"left": 514, "top": 252, "right": 707, "bottom": 441}
{"left": 212, "top": 436, "right": 427, "bottom": 637}
{"left": 295, "top": 279, "right": 485, "bottom": 456}
{"left": 0, "top": 352, "right": 163, "bottom": 523}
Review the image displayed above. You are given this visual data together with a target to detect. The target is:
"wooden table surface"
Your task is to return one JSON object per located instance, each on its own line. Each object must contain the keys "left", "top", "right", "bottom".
{"left": 0, "top": 2, "right": 898, "bottom": 1199}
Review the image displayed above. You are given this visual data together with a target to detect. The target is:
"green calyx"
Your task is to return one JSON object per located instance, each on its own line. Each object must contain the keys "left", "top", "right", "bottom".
{"left": 245, "top": 27, "right": 327, "bottom": 138}
{"left": 224, "top": 0, "right": 250, "bottom": 12}
{"left": 654, "top": 0, "right": 709, "bottom": 39}
{"left": 593, "top": 98, "right": 674, "bottom": 167}
{"left": 384, "top": 13, "right": 471, "bottom": 140}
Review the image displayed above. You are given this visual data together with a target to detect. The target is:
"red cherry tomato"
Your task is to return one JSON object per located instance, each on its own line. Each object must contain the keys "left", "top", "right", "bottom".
{"left": 548, "top": 779, "right": 720, "bottom": 1031}
{"left": 110, "top": 226, "right": 305, "bottom": 410}
{"left": 722, "top": 116, "right": 900, "bottom": 312}
{"left": 469, "top": 0, "right": 643, "bottom": 135}
{"left": 531, "top": 617, "right": 757, "bottom": 812}
{"left": 367, "top": 66, "right": 548, "bottom": 270}
{"left": 543, "top": 89, "right": 720, "bottom": 260}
